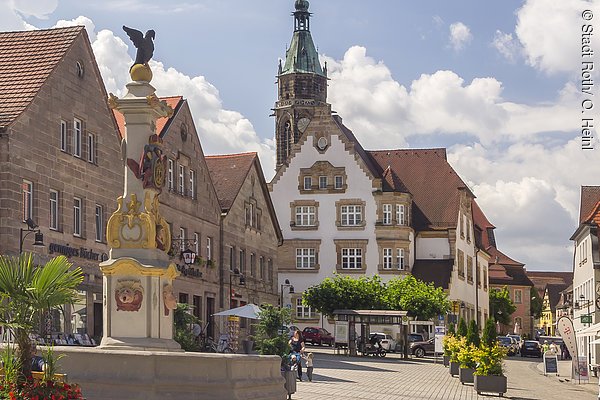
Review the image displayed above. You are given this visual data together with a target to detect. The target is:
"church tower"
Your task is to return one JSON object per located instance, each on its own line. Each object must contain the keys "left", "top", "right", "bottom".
{"left": 274, "top": 0, "right": 328, "bottom": 168}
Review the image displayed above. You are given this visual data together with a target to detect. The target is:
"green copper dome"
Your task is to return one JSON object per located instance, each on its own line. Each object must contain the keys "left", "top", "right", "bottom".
{"left": 280, "top": 0, "right": 325, "bottom": 77}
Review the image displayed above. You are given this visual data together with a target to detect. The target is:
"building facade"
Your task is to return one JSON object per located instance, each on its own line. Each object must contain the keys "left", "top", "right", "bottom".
{"left": 0, "top": 27, "right": 124, "bottom": 342}
{"left": 571, "top": 186, "right": 600, "bottom": 365}
{"left": 269, "top": 1, "right": 490, "bottom": 333}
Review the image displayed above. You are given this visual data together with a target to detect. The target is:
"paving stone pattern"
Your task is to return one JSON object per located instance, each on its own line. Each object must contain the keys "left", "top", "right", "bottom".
{"left": 290, "top": 350, "right": 599, "bottom": 400}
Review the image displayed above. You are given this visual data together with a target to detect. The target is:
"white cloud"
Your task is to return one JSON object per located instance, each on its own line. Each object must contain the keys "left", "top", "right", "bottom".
{"left": 11, "top": 0, "right": 57, "bottom": 18}
{"left": 491, "top": 30, "right": 520, "bottom": 63}
{"left": 515, "top": 0, "right": 600, "bottom": 74}
{"left": 53, "top": 16, "right": 96, "bottom": 41}
{"left": 449, "top": 22, "right": 472, "bottom": 51}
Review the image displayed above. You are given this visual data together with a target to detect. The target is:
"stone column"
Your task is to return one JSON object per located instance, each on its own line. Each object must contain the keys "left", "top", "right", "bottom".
{"left": 100, "top": 68, "right": 181, "bottom": 351}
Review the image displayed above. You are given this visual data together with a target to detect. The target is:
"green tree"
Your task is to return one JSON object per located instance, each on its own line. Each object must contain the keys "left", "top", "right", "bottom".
{"left": 466, "top": 320, "right": 480, "bottom": 347}
{"left": 0, "top": 254, "right": 83, "bottom": 378}
{"left": 457, "top": 318, "right": 468, "bottom": 337}
{"left": 173, "top": 303, "right": 201, "bottom": 351}
{"left": 385, "top": 275, "right": 450, "bottom": 320}
{"left": 254, "top": 304, "right": 292, "bottom": 358}
{"left": 302, "top": 274, "right": 387, "bottom": 317}
{"left": 530, "top": 287, "right": 543, "bottom": 319}
{"left": 481, "top": 317, "right": 497, "bottom": 347}
{"left": 448, "top": 322, "right": 456, "bottom": 336}
{"left": 489, "top": 286, "right": 516, "bottom": 325}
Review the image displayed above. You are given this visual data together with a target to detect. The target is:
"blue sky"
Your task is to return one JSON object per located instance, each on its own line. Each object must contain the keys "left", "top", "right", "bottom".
{"left": 2, "top": 0, "right": 599, "bottom": 271}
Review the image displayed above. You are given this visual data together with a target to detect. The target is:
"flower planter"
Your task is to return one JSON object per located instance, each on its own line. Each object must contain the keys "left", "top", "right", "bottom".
{"left": 449, "top": 361, "right": 459, "bottom": 377}
{"left": 443, "top": 355, "right": 450, "bottom": 367}
{"left": 459, "top": 367, "right": 474, "bottom": 384}
{"left": 474, "top": 374, "right": 507, "bottom": 396}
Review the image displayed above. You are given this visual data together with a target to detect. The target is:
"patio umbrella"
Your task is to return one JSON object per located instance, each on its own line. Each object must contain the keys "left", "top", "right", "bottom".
{"left": 213, "top": 303, "right": 262, "bottom": 319}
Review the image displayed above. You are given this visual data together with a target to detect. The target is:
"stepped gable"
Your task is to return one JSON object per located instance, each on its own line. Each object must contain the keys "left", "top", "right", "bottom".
{"left": 0, "top": 26, "right": 84, "bottom": 128}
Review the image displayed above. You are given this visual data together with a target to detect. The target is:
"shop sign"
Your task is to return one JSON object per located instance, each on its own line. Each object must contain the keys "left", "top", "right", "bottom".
{"left": 49, "top": 242, "right": 108, "bottom": 262}
{"left": 176, "top": 264, "right": 202, "bottom": 278}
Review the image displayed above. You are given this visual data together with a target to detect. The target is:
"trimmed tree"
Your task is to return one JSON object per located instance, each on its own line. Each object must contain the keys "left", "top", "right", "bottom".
{"left": 481, "top": 317, "right": 497, "bottom": 347}
{"left": 173, "top": 303, "right": 201, "bottom": 352}
{"left": 254, "top": 304, "right": 292, "bottom": 358}
{"left": 466, "top": 320, "right": 480, "bottom": 347}
{"left": 448, "top": 322, "right": 456, "bottom": 336}
{"left": 457, "top": 318, "right": 468, "bottom": 338}
{"left": 385, "top": 275, "right": 450, "bottom": 320}
{"left": 530, "top": 287, "right": 543, "bottom": 319}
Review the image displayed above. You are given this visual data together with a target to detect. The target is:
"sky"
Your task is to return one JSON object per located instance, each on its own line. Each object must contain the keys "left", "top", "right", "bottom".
{"left": 2, "top": 0, "right": 599, "bottom": 272}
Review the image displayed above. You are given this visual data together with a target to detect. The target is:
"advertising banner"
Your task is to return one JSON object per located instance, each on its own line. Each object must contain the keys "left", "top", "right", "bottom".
{"left": 434, "top": 326, "right": 446, "bottom": 354}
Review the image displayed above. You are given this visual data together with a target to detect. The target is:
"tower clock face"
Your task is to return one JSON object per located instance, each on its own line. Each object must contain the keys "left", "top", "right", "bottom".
{"left": 297, "top": 117, "right": 310, "bottom": 133}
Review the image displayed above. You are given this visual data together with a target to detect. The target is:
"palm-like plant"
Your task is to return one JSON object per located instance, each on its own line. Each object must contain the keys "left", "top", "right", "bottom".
{"left": 0, "top": 253, "right": 83, "bottom": 378}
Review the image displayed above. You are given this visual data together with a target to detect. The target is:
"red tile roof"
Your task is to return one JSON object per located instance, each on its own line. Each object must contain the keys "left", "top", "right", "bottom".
{"left": 205, "top": 152, "right": 258, "bottom": 211}
{"left": 368, "top": 148, "right": 471, "bottom": 229}
{"left": 472, "top": 200, "right": 495, "bottom": 230}
{"left": 526, "top": 271, "right": 573, "bottom": 288}
{"left": 487, "top": 246, "right": 524, "bottom": 267}
{"left": 580, "top": 186, "right": 600, "bottom": 223}
{"left": 113, "top": 96, "right": 182, "bottom": 139}
{"left": 0, "top": 26, "right": 83, "bottom": 128}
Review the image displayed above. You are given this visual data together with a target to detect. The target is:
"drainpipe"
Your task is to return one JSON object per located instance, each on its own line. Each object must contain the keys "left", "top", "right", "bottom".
{"left": 219, "top": 212, "right": 226, "bottom": 309}
{"left": 475, "top": 248, "right": 480, "bottom": 328}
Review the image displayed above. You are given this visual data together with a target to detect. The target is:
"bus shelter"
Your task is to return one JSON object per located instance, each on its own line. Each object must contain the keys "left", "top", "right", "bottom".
{"left": 332, "top": 309, "right": 408, "bottom": 357}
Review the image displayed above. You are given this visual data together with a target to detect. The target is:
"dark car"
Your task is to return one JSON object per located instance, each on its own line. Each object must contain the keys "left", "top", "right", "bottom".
{"left": 410, "top": 338, "right": 435, "bottom": 357}
{"left": 302, "top": 327, "right": 334, "bottom": 346}
{"left": 408, "top": 333, "right": 425, "bottom": 343}
{"left": 520, "top": 340, "right": 542, "bottom": 358}
{"left": 497, "top": 336, "right": 517, "bottom": 356}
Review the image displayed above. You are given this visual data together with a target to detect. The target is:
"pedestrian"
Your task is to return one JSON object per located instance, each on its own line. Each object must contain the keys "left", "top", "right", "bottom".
{"left": 549, "top": 341, "right": 558, "bottom": 355}
{"left": 304, "top": 352, "right": 314, "bottom": 382}
{"left": 289, "top": 329, "right": 305, "bottom": 381}
{"left": 542, "top": 340, "right": 549, "bottom": 353}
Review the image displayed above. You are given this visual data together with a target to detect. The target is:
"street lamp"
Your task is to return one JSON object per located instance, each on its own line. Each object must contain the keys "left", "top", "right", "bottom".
{"left": 280, "top": 279, "right": 294, "bottom": 309}
{"left": 229, "top": 268, "right": 245, "bottom": 309}
{"left": 19, "top": 218, "right": 44, "bottom": 254}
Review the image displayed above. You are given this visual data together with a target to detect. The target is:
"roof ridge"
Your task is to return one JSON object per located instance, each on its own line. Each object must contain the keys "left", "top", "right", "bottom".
{"left": 205, "top": 152, "right": 258, "bottom": 159}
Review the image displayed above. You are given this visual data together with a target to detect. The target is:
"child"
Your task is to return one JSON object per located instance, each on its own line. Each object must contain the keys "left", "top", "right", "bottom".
{"left": 304, "top": 352, "right": 314, "bottom": 382}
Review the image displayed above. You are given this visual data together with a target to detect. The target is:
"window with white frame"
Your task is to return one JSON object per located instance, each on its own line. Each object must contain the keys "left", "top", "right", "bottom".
{"left": 303, "top": 176, "right": 312, "bottom": 190}
{"left": 396, "top": 248, "right": 405, "bottom": 270}
{"left": 22, "top": 180, "right": 33, "bottom": 222}
{"left": 334, "top": 175, "right": 343, "bottom": 189}
{"left": 341, "top": 248, "right": 362, "bottom": 269}
{"left": 295, "top": 206, "right": 316, "bottom": 226}
{"left": 73, "top": 118, "right": 82, "bottom": 158}
{"left": 95, "top": 204, "right": 103, "bottom": 242}
{"left": 87, "top": 132, "right": 96, "bottom": 164}
{"left": 319, "top": 176, "right": 327, "bottom": 189}
{"left": 296, "top": 248, "right": 316, "bottom": 269}
{"left": 167, "top": 159, "right": 174, "bottom": 191}
{"left": 296, "top": 298, "right": 314, "bottom": 319}
{"left": 341, "top": 205, "right": 362, "bottom": 226}
{"left": 206, "top": 237, "right": 212, "bottom": 261}
{"left": 189, "top": 169, "right": 196, "bottom": 199}
{"left": 49, "top": 190, "right": 59, "bottom": 230}
{"left": 178, "top": 165, "right": 185, "bottom": 195}
{"left": 60, "top": 120, "right": 67, "bottom": 152}
{"left": 382, "top": 248, "right": 393, "bottom": 269}
{"left": 179, "top": 228, "right": 186, "bottom": 252}
{"left": 194, "top": 233, "right": 200, "bottom": 255}
{"left": 514, "top": 289, "right": 522, "bottom": 304}
{"left": 73, "top": 197, "right": 82, "bottom": 237}
{"left": 396, "top": 204, "right": 406, "bottom": 225}
{"left": 383, "top": 204, "right": 392, "bottom": 225}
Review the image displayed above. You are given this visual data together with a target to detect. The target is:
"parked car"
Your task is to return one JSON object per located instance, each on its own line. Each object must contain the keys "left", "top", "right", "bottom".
{"left": 410, "top": 337, "right": 435, "bottom": 357}
{"left": 497, "top": 336, "right": 517, "bottom": 356}
{"left": 507, "top": 334, "right": 523, "bottom": 349}
{"left": 278, "top": 325, "right": 300, "bottom": 337}
{"left": 520, "top": 340, "right": 542, "bottom": 358}
{"left": 302, "top": 327, "right": 334, "bottom": 346}
{"left": 408, "top": 333, "right": 425, "bottom": 343}
{"left": 369, "top": 333, "right": 398, "bottom": 352}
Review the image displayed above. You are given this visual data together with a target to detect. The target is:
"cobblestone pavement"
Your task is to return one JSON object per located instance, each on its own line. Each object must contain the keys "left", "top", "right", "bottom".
{"left": 289, "top": 348, "right": 599, "bottom": 400}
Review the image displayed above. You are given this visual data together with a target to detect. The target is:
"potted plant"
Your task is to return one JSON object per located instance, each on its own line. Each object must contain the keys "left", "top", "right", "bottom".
{"left": 443, "top": 335, "right": 460, "bottom": 376}
{"left": 472, "top": 343, "right": 508, "bottom": 396}
{"left": 457, "top": 340, "right": 476, "bottom": 385}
